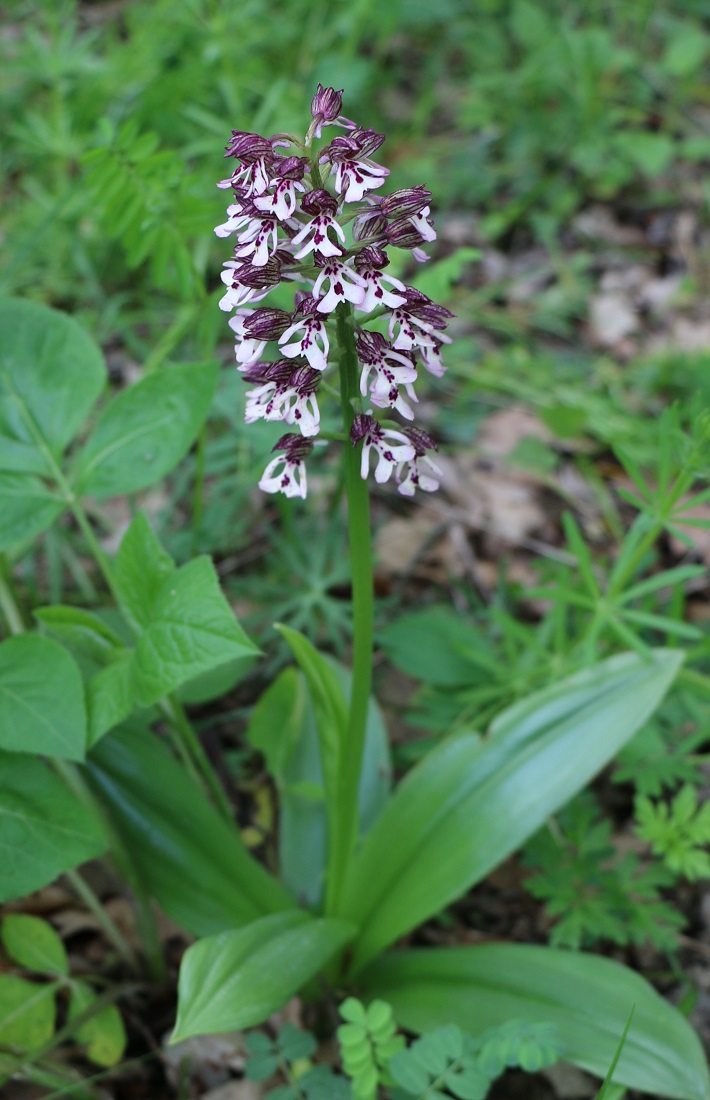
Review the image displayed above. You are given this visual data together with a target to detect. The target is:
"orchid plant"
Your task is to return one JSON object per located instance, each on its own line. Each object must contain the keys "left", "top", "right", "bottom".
{"left": 0, "top": 87, "right": 708, "bottom": 1100}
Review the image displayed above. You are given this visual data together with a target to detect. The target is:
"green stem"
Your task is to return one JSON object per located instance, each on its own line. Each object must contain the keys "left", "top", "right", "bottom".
{"left": 325, "top": 303, "right": 375, "bottom": 915}
{"left": 161, "top": 696, "right": 234, "bottom": 822}
{"left": 0, "top": 555, "right": 26, "bottom": 634}
{"left": 64, "top": 867, "right": 140, "bottom": 972}
{"left": 53, "top": 759, "right": 166, "bottom": 982}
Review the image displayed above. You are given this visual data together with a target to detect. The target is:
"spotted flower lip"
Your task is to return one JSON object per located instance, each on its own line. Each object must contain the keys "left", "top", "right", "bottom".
{"left": 259, "top": 433, "right": 313, "bottom": 498}
{"left": 350, "top": 413, "right": 416, "bottom": 484}
{"left": 292, "top": 190, "right": 346, "bottom": 260}
{"left": 354, "top": 247, "right": 407, "bottom": 312}
{"left": 278, "top": 299, "right": 330, "bottom": 371}
{"left": 320, "top": 128, "right": 390, "bottom": 203}
{"left": 253, "top": 157, "right": 308, "bottom": 221}
{"left": 312, "top": 258, "right": 367, "bottom": 313}
{"left": 356, "top": 329, "right": 419, "bottom": 420}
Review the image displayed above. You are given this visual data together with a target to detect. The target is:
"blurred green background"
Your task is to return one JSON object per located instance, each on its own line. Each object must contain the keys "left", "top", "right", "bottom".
{"left": 3, "top": 0, "right": 710, "bottom": 338}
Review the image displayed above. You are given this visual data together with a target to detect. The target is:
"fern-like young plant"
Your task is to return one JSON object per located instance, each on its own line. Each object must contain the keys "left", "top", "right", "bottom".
{"left": 522, "top": 793, "right": 685, "bottom": 951}
{"left": 635, "top": 784, "right": 710, "bottom": 879}
{"left": 337, "top": 998, "right": 405, "bottom": 1100}
{"left": 242, "top": 1002, "right": 561, "bottom": 1100}
{"left": 82, "top": 119, "right": 208, "bottom": 297}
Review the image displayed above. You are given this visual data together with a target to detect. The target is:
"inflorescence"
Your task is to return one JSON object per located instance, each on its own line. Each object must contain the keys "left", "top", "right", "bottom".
{"left": 215, "top": 84, "right": 453, "bottom": 499}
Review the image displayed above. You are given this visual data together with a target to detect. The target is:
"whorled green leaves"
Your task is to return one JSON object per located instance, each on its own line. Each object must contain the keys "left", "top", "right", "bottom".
{"left": 0, "top": 299, "right": 219, "bottom": 552}
{"left": 37, "top": 515, "right": 259, "bottom": 745}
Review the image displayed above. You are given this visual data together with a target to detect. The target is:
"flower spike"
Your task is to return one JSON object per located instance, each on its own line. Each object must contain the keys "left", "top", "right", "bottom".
{"left": 215, "top": 85, "right": 453, "bottom": 497}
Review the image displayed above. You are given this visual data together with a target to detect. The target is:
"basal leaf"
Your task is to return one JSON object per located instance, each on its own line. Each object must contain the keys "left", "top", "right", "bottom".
{"left": 173, "top": 911, "right": 356, "bottom": 1040}
{"left": 359, "top": 945, "right": 710, "bottom": 1100}
{"left": 344, "top": 651, "right": 682, "bottom": 971}
{"left": 74, "top": 362, "right": 219, "bottom": 497}
{"left": 0, "top": 635, "right": 87, "bottom": 761}
{"left": 131, "top": 556, "right": 259, "bottom": 705}
{"left": 85, "top": 724, "right": 292, "bottom": 936}
{"left": 0, "top": 752, "right": 106, "bottom": 902}
{"left": 0, "top": 298, "right": 104, "bottom": 476}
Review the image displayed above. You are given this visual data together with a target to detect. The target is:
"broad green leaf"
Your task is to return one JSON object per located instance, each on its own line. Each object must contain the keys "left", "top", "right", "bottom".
{"left": 359, "top": 945, "right": 710, "bottom": 1100}
{"left": 344, "top": 650, "right": 682, "bottom": 971}
{"left": 86, "top": 654, "right": 135, "bottom": 747}
{"left": 177, "top": 655, "right": 255, "bottom": 705}
{"left": 173, "top": 911, "right": 356, "bottom": 1040}
{"left": 35, "top": 606, "right": 125, "bottom": 668}
{"left": 0, "top": 752, "right": 106, "bottom": 901}
{"left": 113, "top": 512, "right": 176, "bottom": 631}
{"left": 0, "top": 635, "right": 86, "bottom": 760}
{"left": 85, "top": 724, "right": 292, "bottom": 936}
{"left": 1, "top": 914, "right": 68, "bottom": 976}
{"left": 131, "top": 556, "right": 259, "bottom": 706}
{"left": 74, "top": 362, "right": 219, "bottom": 497}
{"left": 0, "top": 299, "right": 105, "bottom": 476}
{"left": 246, "top": 667, "right": 307, "bottom": 785}
{"left": 0, "top": 974, "right": 57, "bottom": 1051}
{"left": 0, "top": 473, "right": 66, "bottom": 551}
{"left": 68, "top": 980, "right": 126, "bottom": 1067}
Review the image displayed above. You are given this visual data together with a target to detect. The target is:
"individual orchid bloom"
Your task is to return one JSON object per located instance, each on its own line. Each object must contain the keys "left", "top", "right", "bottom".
{"left": 218, "top": 264, "right": 272, "bottom": 312}
{"left": 243, "top": 361, "right": 294, "bottom": 424}
{"left": 419, "top": 338, "right": 448, "bottom": 378}
{"left": 381, "top": 186, "right": 436, "bottom": 243}
{"left": 310, "top": 84, "right": 356, "bottom": 140}
{"left": 278, "top": 296, "right": 330, "bottom": 371}
{"left": 312, "top": 258, "right": 367, "bottom": 313}
{"left": 388, "top": 288, "right": 454, "bottom": 353}
{"left": 352, "top": 204, "right": 388, "bottom": 245}
{"left": 233, "top": 208, "right": 282, "bottom": 267}
{"left": 280, "top": 365, "right": 321, "bottom": 437}
{"left": 350, "top": 413, "right": 416, "bottom": 484}
{"left": 354, "top": 246, "right": 407, "bottom": 312}
{"left": 321, "top": 129, "right": 390, "bottom": 203}
{"left": 396, "top": 426, "right": 442, "bottom": 496}
{"left": 356, "top": 330, "right": 418, "bottom": 418}
{"left": 222, "top": 131, "right": 275, "bottom": 197}
{"left": 259, "top": 433, "right": 313, "bottom": 498}
{"left": 292, "top": 190, "right": 346, "bottom": 260}
{"left": 230, "top": 307, "right": 291, "bottom": 366}
{"left": 214, "top": 201, "right": 251, "bottom": 239}
{"left": 253, "top": 156, "right": 309, "bottom": 221}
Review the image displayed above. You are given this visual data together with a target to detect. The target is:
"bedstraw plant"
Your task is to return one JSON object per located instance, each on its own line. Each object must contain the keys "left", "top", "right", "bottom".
{"left": 0, "top": 87, "right": 708, "bottom": 1100}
